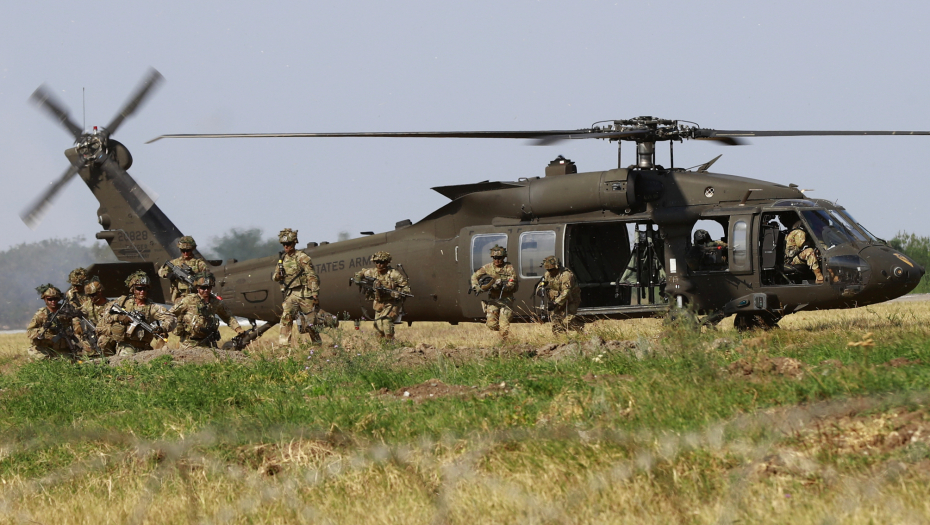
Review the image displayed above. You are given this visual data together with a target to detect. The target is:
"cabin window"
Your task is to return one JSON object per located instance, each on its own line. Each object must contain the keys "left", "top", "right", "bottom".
{"left": 471, "top": 233, "right": 508, "bottom": 272}
{"left": 687, "top": 219, "right": 728, "bottom": 272}
{"left": 519, "top": 231, "right": 557, "bottom": 278}
{"left": 732, "top": 220, "right": 748, "bottom": 267}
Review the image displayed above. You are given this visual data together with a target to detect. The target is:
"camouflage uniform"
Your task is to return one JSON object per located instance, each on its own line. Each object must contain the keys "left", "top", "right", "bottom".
{"left": 686, "top": 230, "right": 728, "bottom": 271}
{"left": 470, "top": 245, "right": 519, "bottom": 338}
{"left": 64, "top": 267, "right": 89, "bottom": 310}
{"left": 355, "top": 251, "right": 410, "bottom": 340}
{"left": 785, "top": 227, "right": 824, "bottom": 282}
{"left": 538, "top": 256, "right": 583, "bottom": 333}
{"left": 157, "top": 236, "right": 208, "bottom": 303}
{"left": 77, "top": 279, "right": 115, "bottom": 356}
{"left": 102, "top": 272, "right": 176, "bottom": 356}
{"left": 26, "top": 285, "right": 78, "bottom": 359}
{"left": 274, "top": 229, "right": 322, "bottom": 345}
{"left": 169, "top": 290, "right": 241, "bottom": 348}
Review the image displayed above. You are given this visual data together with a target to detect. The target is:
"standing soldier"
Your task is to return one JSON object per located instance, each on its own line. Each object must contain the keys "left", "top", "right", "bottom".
{"left": 26, "top": 285, "right": 79, "bottom": 359}
{"left": 273, "top": 228, "right": 322, "bottom": 346}
{"left": 157, "top": 236, "right": 209, "bottom": 303}
{"left": 353, "top": 251, "right": 411, "bottom": 341}
{"left": 785, "top": 221, "right": 824, "bottom": 283}
{"left": 102, "top": 271, "right": 176, "bottom": 356}
{"left": 78, "top": 279, "right": 115, "bottom": 356}
{"left": 536, "top": 256, "right": 584, "bottom": 333}
{"left": 65, "top": 267, "right": 89, "bottom": 309}
{"left": 470, "top": 245, "right": 519, "bottom": 339}
{"left": 169, "top": 271, "right": 243, "bottom": 348}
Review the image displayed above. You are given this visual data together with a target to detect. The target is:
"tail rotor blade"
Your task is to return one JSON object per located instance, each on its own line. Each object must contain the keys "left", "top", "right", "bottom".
{"left": 105, "top": 68, "right": 164, "bottom": 136}
{"left": 29, "top": 85, "right": 83, "bottom": 139}
{"left": 20, "top": 163, "right": 81, "bottom": 229}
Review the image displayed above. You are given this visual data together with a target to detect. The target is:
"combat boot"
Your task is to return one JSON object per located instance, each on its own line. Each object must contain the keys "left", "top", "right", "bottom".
{"left": 278, "top": 323, "right": 292, "bottom": 346}
{"left": 813, "top": 268, "right": 825, "bottom": 284}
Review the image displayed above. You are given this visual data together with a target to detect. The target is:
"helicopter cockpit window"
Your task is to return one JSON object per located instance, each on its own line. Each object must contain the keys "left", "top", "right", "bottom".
{"left": 519, "top": 231, "right": 556, "bottom": 278}
{"left": 471, "top": 233, "right": 508, "bottom": 273}
{"left": 838, "top": 210, "right": 879, "bottom": 242}
{"left": 828, "top": 211, "right": 868, "bottom": 243}
{"left": 801, "top": 210, "right": 854, "bottom": 249}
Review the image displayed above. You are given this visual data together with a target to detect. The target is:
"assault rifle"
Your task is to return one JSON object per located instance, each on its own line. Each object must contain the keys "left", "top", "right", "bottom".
{"left": 223, "top": 320, "right": 279, "bottom": 350}
{"left": 533, "top": 281, "right": 554, "bottom": 322}
{"left": 163, "top": 260, "right": 194, "bottom": 286}
{"left": 109, "top": 303, "right": 167, "bottom": 342}
{"left": 349, "top": 276, "right": 414, "bottom": 299}
{"left": 38, "top": 301, "right": 82, "bottom": 352}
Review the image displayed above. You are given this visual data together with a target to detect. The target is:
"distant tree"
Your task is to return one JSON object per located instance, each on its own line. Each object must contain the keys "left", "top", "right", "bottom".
{"left": 205, "top": 228, "right": 280, "bottom": 261}
{"left": 0, "top": 237, "right": 117, "bottom": 329}
{"left": 888, "top": 232, "right": 930, "bottom": 294}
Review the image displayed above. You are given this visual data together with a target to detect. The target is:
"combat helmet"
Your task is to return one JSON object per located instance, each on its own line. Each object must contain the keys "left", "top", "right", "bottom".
{"left": 542, "top": 256, "right": 561, "bottom": 270}
{"left": 177, "top": 236, "right": 197, "bottom": 250}
{"left": 192, "top": 271, "right": 216, "bottom": 288}
{"left": 36, "top": 284, "right": 62, "bottom": 299}
{"left": 68, "top": 267, "right": 88, "bottom": 285}
{"left": 84, "top": 278, "right": 104, "bottom": 295}
{"left": 693, "top": 229, "right": 711, "bottom": 245}
{"left": 125, "top": 271, "right": 152, "bottom": 288}
{"left": 372, "top": 251, "right": 392, "bottom": 263}
{"left": 489, "top": 245, "right": 507, "bottom": 258}
{"left": 279, "top": 228, "right": 298, "bottom": 244}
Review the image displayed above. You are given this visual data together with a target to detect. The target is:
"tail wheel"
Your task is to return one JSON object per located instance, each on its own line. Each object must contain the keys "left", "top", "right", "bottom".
{"left": 733, "top": 312, "right": 780, "bottom": 332}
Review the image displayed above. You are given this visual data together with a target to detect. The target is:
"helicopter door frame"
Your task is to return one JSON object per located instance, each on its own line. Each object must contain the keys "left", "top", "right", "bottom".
{"left": 459, "top": 226, "right": 515, "bottom": 319}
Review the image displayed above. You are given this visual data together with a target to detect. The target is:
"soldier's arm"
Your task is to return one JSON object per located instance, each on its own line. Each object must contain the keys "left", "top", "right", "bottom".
{"left": 167, "top": 299, "right": 187, "bottom": 319}
{"left": 26, "top": 311, "right": 45, "bottom": 340}
{"left": 470, "top": 266, "right": 487, "bottom": 287}
{"left": 300, "top": 255, "right": 321, "bottom": 296}
{"left": 153, "top": 305, "right": 178, "bottom": 333}
{"left": 215, "top": 302, "right": 242, "bottom": 332}
{"left": 505, "top": 267, "right": 519, "bottom": 292}
{"left": 553, "top": 274, "right": 573, "bottom": 305}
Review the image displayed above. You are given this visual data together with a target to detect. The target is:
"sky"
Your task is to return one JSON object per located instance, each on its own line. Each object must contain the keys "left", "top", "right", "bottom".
{"left": 2, "top": 1, "right": 930, "bottom": 252}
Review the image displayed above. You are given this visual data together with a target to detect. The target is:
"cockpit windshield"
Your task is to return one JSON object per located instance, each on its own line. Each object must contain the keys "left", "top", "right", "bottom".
{"left": 837, "top": 210, "right": 880, "bottom": 242}
{"left": 827, "top": 210, "right": 868, "bottom": 242}
{"left": 801, "top": 210, "right": 855, "bottom": 249}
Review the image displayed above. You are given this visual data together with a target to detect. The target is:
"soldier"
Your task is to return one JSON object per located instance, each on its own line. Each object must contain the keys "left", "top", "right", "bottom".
{"left": 470, "top": 245, "right": 519, "bottom": 339}
{"left": 785, "top": 221, "right": 824, "bottom": 283}
{"left": 157, "top": 236, "right": 209, "bottom": 303}
{"left": 273, "top": 228, "right": 322, "bottom": 346}
{"left": 536, "top": 256, "right": 584, "bottom": 333}
{"left": 101, "top": 271, "right": 176, "bottom": 356}
{"left": 26, "top": 284, "right": 79, "bottom": 359}
{"left": 169, "top": 271, "right": 243, "bottom": 348}
{"left": 65, "top": 267, "right": 89, "bottom": 309}
{"left": 78, "top": 279, "right": 115, "bottom": 356}
{"left": 686, "top": 229, "right": 728, "bottom": 271}
{"left": 353, "top": 251, "right": 411, "bottom": 341}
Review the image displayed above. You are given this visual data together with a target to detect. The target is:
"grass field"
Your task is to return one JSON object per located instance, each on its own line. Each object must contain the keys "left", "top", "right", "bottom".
{"left": 1, "top": 302, "right": 930, "bottom": 524}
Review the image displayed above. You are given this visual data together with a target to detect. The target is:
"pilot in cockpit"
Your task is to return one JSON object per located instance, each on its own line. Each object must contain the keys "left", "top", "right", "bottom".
{"left": 784, "top": 219, "right": 824, "bottom": 284}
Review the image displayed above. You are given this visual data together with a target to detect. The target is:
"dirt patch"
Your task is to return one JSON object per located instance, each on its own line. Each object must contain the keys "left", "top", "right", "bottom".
{"left": 234, "top": 440, "right": 337, "bottom": 476}
{"left": 108, "top": 347, "right": 249, "bottom": 367}
{"left": 795, "top": 407, "right": 930, "bottom": 457}
{"left": 582, "top": 372, "right": 634, "bottom": 385}
{"left": 884, "top": 357, "right": 923, "bottom": 368}
{"left": 379, "top": 378, "right": 513, "bottom": 403}
{"left": 727, "top": 356, "right": 805, "bottom": 380}
{"left": 389, "top": 339, "right": 638, "bottom": 368}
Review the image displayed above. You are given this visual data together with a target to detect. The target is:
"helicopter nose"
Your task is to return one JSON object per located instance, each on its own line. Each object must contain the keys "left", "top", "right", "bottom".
{"left": 857, "top": 246, "right": 924, "bottom": 301}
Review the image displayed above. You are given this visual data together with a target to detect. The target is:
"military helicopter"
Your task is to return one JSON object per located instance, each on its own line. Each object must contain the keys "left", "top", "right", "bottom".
{"left": 24, "top": 69, "right": 927, "bottom": 332}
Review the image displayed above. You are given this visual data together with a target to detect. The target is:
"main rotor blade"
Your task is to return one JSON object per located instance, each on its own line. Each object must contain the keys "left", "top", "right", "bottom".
{"left": 20, "top": 163, "right": 81, "bottom": 229}
{"left": 30, "top": 85, "right": 83, "bottom": 139}
{"left": 146, "top": 129, "right": 617, "bottom": 144}
{"left": 99, "top": 158, "right": 157, "bottom": 218}
{"left": 694, "top": 129, "right": 930, "bottom": 139}
{"left": 105, "top": 68, "right": 164, "bottom": 136}
{"left": 530, "top": 129, "right": 650, "bottom": 145}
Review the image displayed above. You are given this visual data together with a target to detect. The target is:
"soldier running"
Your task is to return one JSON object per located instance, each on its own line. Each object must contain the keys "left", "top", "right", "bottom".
{"left": 273, "top": 228, "right": 322, "bottom": 346}
{"left": 101, "top": 271, "right": 176, "bottom": 356}
{"left": 470, "top": 245, "right": 519, "bottom": 339}
{"left": 354, "top": 251, "right": 411, "bottom": 341}
{"left": 26, "top": 285, "right": 78, "bottom": 359}
{"left": 169, "top": 271, "right": 243, "bottom": 348}
{"left": 157, "top": 236, "right": 208, "bottom": 303}
{"left": 536, "top": 256, "right": 584, "bottom": 333}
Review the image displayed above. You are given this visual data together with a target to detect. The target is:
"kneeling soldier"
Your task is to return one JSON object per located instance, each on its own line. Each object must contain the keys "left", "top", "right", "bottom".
{"left": 470, "top": 245, "right": 519, "bottom": 339}
{"left": 157, "top": 236, "right": 209, "bottom": 303}
{"left": 26, "top": 284, "right": 79, "bottom": 359}
{"left": 65, "top": 267, "right": 90, "bottom": 309}
{"left": 274, "top": 228, "right": 322, "bottom": 346}
{"left": 102, "top": 271, "right": 176, "bottom": 356}
{"left": 76, "top": 279, "right": 116, "bottom": 357}
{"left": 169, "top": 272, "right": 243, "bottom": 348}
{"left": 537, "top": 256, "right": 584, "bottom": 333}
{"left": 354, "top": 251, "right": 411, "bottom": 341}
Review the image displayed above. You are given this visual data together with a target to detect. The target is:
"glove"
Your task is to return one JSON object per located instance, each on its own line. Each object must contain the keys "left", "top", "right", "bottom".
{"left": 235, "top": 327, "right": 244, "bottom": 334}
{"left": 117, "top": 314, "right": 132, "bottom": 325}
{"left": 391, "top": 291, "right": 401, "bottom": 299}
{"left": 492, "top": 279, "right": 502, "bottom": 289}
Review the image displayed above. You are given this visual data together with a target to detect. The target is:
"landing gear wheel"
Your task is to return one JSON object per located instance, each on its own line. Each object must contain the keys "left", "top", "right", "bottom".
{"left": 733, "top": 312, "right": 781, "bottom": 332}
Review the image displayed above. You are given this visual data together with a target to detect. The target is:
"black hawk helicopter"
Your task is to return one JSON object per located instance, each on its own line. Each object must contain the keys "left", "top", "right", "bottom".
{"left": 23, "top": 69, "right": 927, "bottom": 333}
